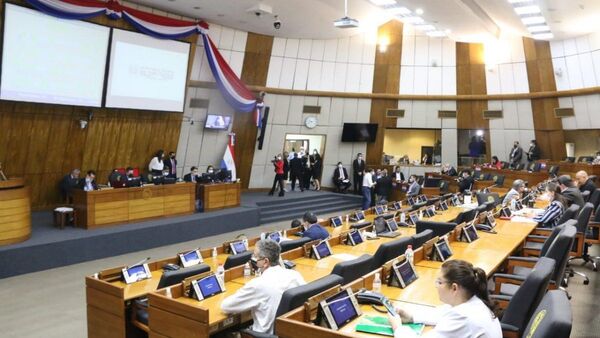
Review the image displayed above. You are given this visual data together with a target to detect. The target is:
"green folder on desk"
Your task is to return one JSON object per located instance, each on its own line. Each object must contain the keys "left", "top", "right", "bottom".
{"left": 355, "top": 316, "right": 424, "bottom": 336}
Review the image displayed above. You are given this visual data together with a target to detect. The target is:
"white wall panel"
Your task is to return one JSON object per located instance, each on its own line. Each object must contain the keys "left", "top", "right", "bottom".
{"left": 297, "top": 39, "right": 312, "bottom": 59}
{"left": 229, "top": 51, "right": 244, "bottom": 77}
{"left": 413, "top": 67, "right": 428, "bottom": 94}
{"left": 411, "top": 100, "right": 428, "bottom": 127}
{"left": 320, "top": 62, "right": 335, "bottom": 91}
{"left": 329, "top": 98, "right": 344, "bottom": 126}
{"left": 232, "top": 30, "right": 247, "bottom": 52}
{"left": 362, "top": 39, "right": 376, "bottom": 64}
{"left": 588, "top": 95, "right": 600, "bottom": 128}
{"left": 442, "top": 39, "right": 456, "bottom": 66}
{"left": 510, "top": 36, "right": 526, "bottom": 63}
{"left": 513, "top": 63, "right": 529, "bottom": 93}
{"left": 284, "top": 38, "right": 299, "bottom": 58}
{"left": 218, "top": 27, "right": 234, "bottom": 50}
{"left": 310, "top": 39, "right": 325, "bottom": 60}
{"left": 333, "top": 63, "right": 348, "bottom": 92}
{"left": 576, "top": 35, "right": 591, "bottom": 53}
{"left": 558, "top": 97, "right": 577, "bottom": 130}
{"left": 427, "top": 67, "right": 442, "bottom": 95}
{"left": 428, "top": 38, "right": 442, "bottom": 66}
{"left": 271, "top": 95, "right": 290, "bottom": 125}
{"left": 502, "top": 100, "right": 519, "bottom": 130}
{"left": 396, "top": 100, "right": 413, "bottom": 128}
{"left": 345, "top": 63, "right": 361, "bottom": 92}
{"left": 307, "top": 60, "right": 323, "bottom": 90}
{"left": 579, "top": 53, "right": 597, "bottom": 87}
{"left": 489, "top": 129, "right": 506, "bottom": 162}
{"left": 572, "top": 96, "right": 590, "bottom": 129}
{"left": 356, "top": 99, "right": 371, "bottom": 123}
{"left": 336, "top": 37, "right": 349, "bottom": 63}
{"left": 590, "top": 32, "right": 600, "bottom": 51}
{"left": 441, "top": 129, "right": 457, "bottom": 166}
{"left": 593, "top": 51, "right": 600, "bottom": 87}
{"left": 323, "top": 39, "right": 338, "bottom": 61}
{"left": 442, "top": 67, "right": 456, "bottom": 95}
{"left": 486, "top": 66, "right": 501, "bottom": 94}
{"left": 487, "top": 100, "right": 503, "bottom": 130}
{"left": 287, "top": 96, "right": 304, "bottom": 125}
{"left": 552, "top": 57, "right": 570, "bottom": 90}
{"left": 399, "top": 66, "right": 415, "bottom": 94}
{"left": 565, "top": 55, "right": 584, "bottom": 89}
{"left": 348, "top": 35, "right": 364, "bottom": 64}
{"left": 550, "top": 40, "right": 565, "bottom": 58}
{"left": 266, "top": 56, "right": 283, "bottom": 87}
{"left": 359, "top": 64, "right": 374, "bottom": 93}
{"left": 425, "top": 101, "right": 442, "bottom": 128}
{"left": 441, "top": 101, "right": 457, "bottom": 129}
{"left": 563, "top": 38, "right": 577, "bottom": 56}
{"left": 342, "top": 99, "right": 358, "bottom": 122}
{"left": 401, "top": 35, "right": 415, "bottom": 66}
{"left": 499, "top": 64, "right": 515, "bottom": 94}
{"left": 272, "top": 37, "right": 286, "bottom": 56}
{"left": 516, "top": 100, "right": 535, "bottom": 130}
{"left": 293, "top": 59, "right": 309, "bottom": 90}
{"left": 278, "top": 58, "right": 296, "bottom": 89}
{"left": 414, "top": 37, "right": 429, "bottom": 66}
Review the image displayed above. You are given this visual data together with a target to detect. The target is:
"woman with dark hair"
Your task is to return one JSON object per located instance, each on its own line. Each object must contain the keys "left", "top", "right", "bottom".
{"left": 389, "top": 260, "right": 501, "bottom": 338}
{"left": 310, "top": 149, "right": 322, "bottom": 190}
{"left": 148, "top": 149, "right": 165, "bottom": 176}
{"left": 532, "top": 182, "right": 567, "bottom": 228}
{"left": 490, "top": 156, "right": 502, "bottom": 170}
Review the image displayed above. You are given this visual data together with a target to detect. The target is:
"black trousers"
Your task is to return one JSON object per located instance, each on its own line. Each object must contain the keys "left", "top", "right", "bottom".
{"left": 302, "top": 172, "right": 311, "bottom": 190}
{"left": 290, "top": 172, "right": 301, "bottom": 190}
{"left": 353, "top": 173, "right": 362, "bottom": 194}
{"left": 335, "top": 180, "right": 351, "bottom": 193}
{"left": 269, "top": 174, "right": 285, "bottom": 196}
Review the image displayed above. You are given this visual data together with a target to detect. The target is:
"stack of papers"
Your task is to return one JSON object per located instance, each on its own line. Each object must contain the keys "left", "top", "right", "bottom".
{"left": 355, "top": 316, "right": 424, "bottom": 336}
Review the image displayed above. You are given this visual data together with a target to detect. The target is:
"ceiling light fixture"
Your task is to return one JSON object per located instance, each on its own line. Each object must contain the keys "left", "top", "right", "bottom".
{"left": 426, "top": 31, "right": 446, "bottom": 37}
{"left": 521, "top": 16, "right": 545, "bottom": 25}
{"left": 532, "top": 33, "right": 554, "bottom": 40}
{"left": 386, "top": 6, "right": 411, "bottom": 15}
{"left": 514, "top": 5, "right": 541, "bottom": 15}
{"left": 402, "top": 16, "right": 424, "bottom": 24}
{"left": 370, "top": 0, "right": 396, "bottom": 5}
{"left": 415, "top": 8, "right": 424, "bottom": 15}
{"left": 528, "top": 25, "right": 551, "bottom": 33}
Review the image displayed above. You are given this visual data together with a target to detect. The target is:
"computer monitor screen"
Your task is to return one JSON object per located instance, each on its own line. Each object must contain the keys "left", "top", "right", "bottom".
{"left": 313, "top": 241, "right": 332, "bottom": 259}
{"left": 268, "top": 231, "right": 282, "bottom": 243}
{"left": 486, "top": 213, "right": 496, "bottom": 227}
{"left": 393, "top": 259, "right": 418, "bottom": 288}
{"left": 179, "top": 249, "right": 202, "bottom": 268}
{"left": 407, "top": 197, "right": 416, "bottom": 206}
{"left": 386, "top": 219, "right": 398, "bottom": 232}
{"left": 409, "top": 213, "right": 419, "bottom": 226}
{"left": 375, "top": 205, "right": 384, "bottom": 215}
{"left": 331, "top": 216, "right": 343, "bottom": 227}
{"left": 321, "top": 289, "right": 361, "bottom": 330}
{"left": 439, "top": 201, "right": 448, "bottom": 211}
{"left": 192, "top": 274, "right": 225, "bottom": 300}
{"left": 434, "top": 238, "right": 453, "bottom": 261}
{"left": 230, "top": 241, "right": 247, "bottom": 255}
{"left": 393, "top": 201, "right": 401, "bottom": 210}
{"left": 122, "top": 264, "right": 151, "bottom": 284}
{"left": 205, "top": 114, "right": 232, "bottom": 130}
{"left": 348, "top": 230, "right": 363, "bottom": 245}
{"left": 355, "top": 211, "right": 365, "bottom": 221}
{"left": 463, "top": 224, "right": 479, "bottom": 242}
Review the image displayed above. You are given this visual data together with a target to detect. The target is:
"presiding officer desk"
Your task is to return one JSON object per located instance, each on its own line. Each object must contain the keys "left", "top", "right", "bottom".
{"left": 87, "top": 187, "right": 539, "bottom": 338}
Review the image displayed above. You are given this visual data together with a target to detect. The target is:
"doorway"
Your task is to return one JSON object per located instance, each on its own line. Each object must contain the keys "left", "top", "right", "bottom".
{"left": 284, "top": 134, "right": 327, "bottom": 188}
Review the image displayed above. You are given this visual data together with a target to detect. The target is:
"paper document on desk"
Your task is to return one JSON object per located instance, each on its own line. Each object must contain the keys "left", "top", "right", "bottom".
{"left": 330, "top": 253, "right": 359, "bottom": 261}
{"left": 355, "top": 316, "right": 424, "bottom": 336}
{"left": 510, "top": 216, "right": 538, "bottom": 223}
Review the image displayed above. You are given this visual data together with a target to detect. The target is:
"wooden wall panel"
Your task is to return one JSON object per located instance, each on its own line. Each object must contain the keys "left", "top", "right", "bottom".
{"left": 366, "top": 20, "right": 403, "bottom": 165}
{"left": 0, "top": 0, "right": 196, "bottom": 208}
{"left": 523, "top": 37, "right": 565, "bottom": 160}
{"left": 232, "top": 33, "right": 274, "bottom": 189}
{"left": 456, "top": 43, "right": 488, "bottom": 130}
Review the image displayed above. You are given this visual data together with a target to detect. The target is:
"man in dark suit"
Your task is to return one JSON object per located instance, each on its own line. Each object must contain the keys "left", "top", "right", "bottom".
{"left": 526, "top": 140, "right": 541, "bottom": 164}
{"left": 458, "top": 170, "right": 475, "bottom": 193}
{"left": 558, "top": 175, "right": 585, "bottom": 208}
{"left": 59, "top": 169, "right": 80, "bottom": 203}
{"left": 78, "top": 170, "right": 98, "bottom": 192}
{"left": 164, "top": 151, "right": 178, "bottom": 178}
{"left": 352, "top": 153, "right": 365, "bottom": 195}
{"left": 375, "top": 169, "right": 392, "bottom": 204}
{"left": 575, "top": 170, "right": 596, "bottom": 197}
{"left": 509, "top": 141, "right": 523, "bottom": 169}
{"left": 333, "top": 162, "right": 351, "bottom": 193}
{"left": 289, "top": 153, "right": 303, "bottom": 191}
{"left": 183, "top": 166, "right": 199, "bottom": 183}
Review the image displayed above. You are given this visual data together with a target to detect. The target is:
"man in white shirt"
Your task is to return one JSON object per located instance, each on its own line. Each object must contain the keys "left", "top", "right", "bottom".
{"left": 221, "top": 240, "right": 305, "bottom": 334}
{"left": 362, "top": 168, "right": 375, "bottom": 210}
{"left": 502, "top": 179, "right": 525, "bottom": 205}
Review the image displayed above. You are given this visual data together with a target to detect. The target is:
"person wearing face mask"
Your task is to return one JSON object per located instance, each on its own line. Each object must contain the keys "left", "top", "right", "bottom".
{"left": 221, "top": 240, "right": 305, "bottom": 334}
{"left": 353, "top": 153, "right": 366, "bottom": 195}
{"left": 79, "top": 170, "right": 98, "bottom": 192}
{"left": 525, "top": 140, "right": 540, "bottom": 165}
{"left": 164, "top": 151, "right": 177, "bottom": 178}
{"left": 268, "top": 154, "right": 285, "bottom": 197}
{"left": 406, "top": 174, "right": 420, "bottom": 197}
{"left": 509, "top": 141, "right": 523, "bottom": 169}
{"left": 289, "top": 153, "right": 303, "bottom": 191}
{"left": 532, "top": 182, "right": 567, "bottom": 228}
{"left": 183, "top": 166, "right": 199, "bottom": 183}
{"left": 148, "top": 150, "right": 165, "bottom": 176}
{"left": 333, "top": 162, "right": 351, "bottom": 193}
{"left": 593, "top": 151, "right": 600, "bottom": 165}
{"left": 310, "top": 149, "right": 322, "bottom": 191}
{"left": 388, "top": 260, "right": 501, "bottom": 338}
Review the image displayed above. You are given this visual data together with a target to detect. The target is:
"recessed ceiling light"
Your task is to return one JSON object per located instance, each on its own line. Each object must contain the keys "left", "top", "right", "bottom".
{"left": 387, "top": 6, "right": 411, "bottom": 15}
{"left": 402, "top": 16, "right": 424, "bottom": 24}
{"left": 414, "top": 24, "right": 436, "bottom": 31}
{"left": 532, "top": 32, "right": 554, "bottom": 40}
{"left": 514, "top": 5, "right": 541, "bottom": 15}
{"left": 528, "top": 25, "right": 551, "bottom": 33}
{"left": 521, "top": 16, "right": 545, "bottom": 25}
{"left": 370, "top": 0, "right": 396, "bottom": 5}
{"left": 415, "top": 8, "right": 424, "bottom": 15}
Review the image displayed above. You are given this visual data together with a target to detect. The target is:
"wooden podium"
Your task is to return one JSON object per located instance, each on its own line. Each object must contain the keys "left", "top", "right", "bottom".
{"left": 0, "top": 178, "right": 31, "bottom": 246}
{"left": 197, "top": 182, "right": 241, "bottom": 211}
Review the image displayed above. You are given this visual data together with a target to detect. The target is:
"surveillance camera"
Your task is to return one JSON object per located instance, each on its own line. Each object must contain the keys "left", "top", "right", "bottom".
{"left": 274, "top": 16, "right": 281, "bottom": 29}
{"left": 255, "top": 11, "right": 261, "bottom": 16}
{"left": 79, "top": 120, "right": 88, "bottom": 129}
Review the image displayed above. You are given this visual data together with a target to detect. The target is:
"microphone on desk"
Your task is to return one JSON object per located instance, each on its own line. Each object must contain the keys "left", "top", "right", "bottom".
{"left": 126, "top": 257, "right": 151, "bottom": 269}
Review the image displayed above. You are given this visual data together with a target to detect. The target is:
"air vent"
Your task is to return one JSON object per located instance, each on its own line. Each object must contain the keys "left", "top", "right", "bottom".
{"left": 303, "top": 105, "right": 321, "bottom": 114}
{"left": 189, "top": 98, "right": 209, "bottom": 109}
{"left": 554, "top": 107, "right": 575, "bottom": 118}
{"left": 438, "top": 110, "right": 457, "bottom": 118}
{"left": 386, "top": 109, "right": 405, "bottom": 118}
{"left": 483, "top": 110, "right": 503, "bottom": 119}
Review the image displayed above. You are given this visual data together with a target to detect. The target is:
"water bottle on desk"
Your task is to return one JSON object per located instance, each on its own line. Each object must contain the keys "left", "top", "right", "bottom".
{"left": 373, "top": 272, "right": 382, "bottom": 292}
{"left": 243, "top": 262, "right": 251, "bottom": 277}
{"left": 405, "top": 245, "right": 414, "bottom": 266}
{"left": 400, "top": 212, "right": 406, "bottom": 224}
{"left": 212, "top": 247, "right": 218, "bottom": 258}
{"left": 216, "top": 264, "right": 225, "bottom": 282}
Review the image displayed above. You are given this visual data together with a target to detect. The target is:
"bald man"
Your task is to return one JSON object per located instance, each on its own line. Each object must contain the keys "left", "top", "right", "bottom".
{"left": 575, "top": 170, "right": 596, "bottom": 196}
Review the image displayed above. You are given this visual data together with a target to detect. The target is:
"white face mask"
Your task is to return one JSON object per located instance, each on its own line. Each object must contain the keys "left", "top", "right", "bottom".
{"left": 277, "top": 156, "right": 282, "bottom": 160}
{"left": 338, "top": 165, "right": 343, "bottom": 168}
{"left": 208, "top": 170, "right": 214, "bottom": 174}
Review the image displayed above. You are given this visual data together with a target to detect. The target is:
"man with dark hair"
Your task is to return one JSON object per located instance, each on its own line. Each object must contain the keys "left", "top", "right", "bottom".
{"left": 558, "top": 175, "right": 585, "bottom": 208}
{"left": 221, "top": 239, "right": 305, "bottom": 334}
{"left": 407, "top": 175, "right": 420, "bottom": 197}
{"left": 164, "top": 151, "right": 177, "bottom": 178}
{"left": 375, "top": 169, "right": 392, "bottom": 204}
{"left": 509, "top": 141, "right": 523, "bottom": 168}
{"left": 362, "top": 168, "right": 376, "bottom": 210}
{"left": 300, "top": 211, "right": 329, "bottom": 240}
{"left": 289, "top": 153, "right": 303, "bottom": 191}
{"left": 458, "top": 170, "right": 474, "bottom": 194}
{"left": 526, "top": 140, "right": 541, "bottom": 164}
{"left": 59, "top": 169, "right": 80, "bottom": 202}
{"left": 183, "top": 166, "right": 199, "bottom": 182}
{"left": 353, "top": 153, "right": 366, "bottom": 195}
{"left": 333, "top": 162, "right": 351, "bottom": 193}
{"left": 79, "top": 170, "right": 97, "bottom": 191}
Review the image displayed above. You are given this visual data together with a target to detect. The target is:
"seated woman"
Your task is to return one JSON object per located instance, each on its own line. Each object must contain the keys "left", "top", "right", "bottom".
{"left": 490, "top": 156, "right": 503, "bottom": 170}
{"left": 532, "top": 182, "right": 566, "bottom": 228}
{"left": 389, "top": 260, "right": 501, "bottom": 338}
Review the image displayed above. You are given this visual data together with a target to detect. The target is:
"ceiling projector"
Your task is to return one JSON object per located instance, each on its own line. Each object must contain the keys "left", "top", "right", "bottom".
{"left": 334, "top": 16, "right": 359, "bottom": 28}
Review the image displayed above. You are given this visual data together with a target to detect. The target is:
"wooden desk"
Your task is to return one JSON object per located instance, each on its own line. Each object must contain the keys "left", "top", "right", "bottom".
{"left": 0, "top": 177, "right": 31, "bottom": 245}
{"left": 478, "top": 168, "right": 549, "bottom": 187}
{"left": 73, "top": 183, "right": 196, "bottom": 229}
{"left": 197, "top": 182, "right": 241, "bottom": 211}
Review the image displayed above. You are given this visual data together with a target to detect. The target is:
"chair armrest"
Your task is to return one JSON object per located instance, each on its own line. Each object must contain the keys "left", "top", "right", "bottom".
{"left": 531, "top": 227, "right": 552, "bottom": 236}
{"left": 589, "top": 221, "right": 600, "bottom": 228}
{"left": 493, "top": 273, "right": 525, "bottom": 294}
{"left": 526, "top": 234, "right": 549, "bottom": 243}
{"left": 501, "top": 323, "right": 520, "bottom": 338}
{"left": 490, "top": 294, "right": 512, "bottom": 311}
{"left": 505, "top": 256, "right": 538, "bottom": 273}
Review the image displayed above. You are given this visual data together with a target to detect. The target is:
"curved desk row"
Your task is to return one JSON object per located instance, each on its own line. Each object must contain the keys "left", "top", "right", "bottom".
{"left": 0, "top": 178, "right": 31, "bottom": 246}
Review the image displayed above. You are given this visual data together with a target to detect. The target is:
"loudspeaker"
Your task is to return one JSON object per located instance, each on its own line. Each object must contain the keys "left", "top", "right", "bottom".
{"left": 258, "top": 106, "right": 269, "bottom": 150}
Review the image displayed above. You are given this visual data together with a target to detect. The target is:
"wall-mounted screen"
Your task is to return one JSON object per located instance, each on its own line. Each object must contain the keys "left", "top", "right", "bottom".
{"left": 341, "top": 123, "right": 378, "bottom": 142}
{"left": 105, "top": 29, "right": 190, "bottom": 112}
{"left": 205, "top": 114, "right": 231, "bottom": 130}
{"left": 0, "top": 4, "right": 110, "bottom": 107}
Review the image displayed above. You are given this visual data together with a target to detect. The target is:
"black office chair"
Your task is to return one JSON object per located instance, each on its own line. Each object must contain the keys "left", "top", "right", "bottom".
{"left": 241, "top": 274, "right": 345, "bottom": 338}
{"left": 564, "top": 156, "right": 575, "bottom": 163}
{"left": 492, "top": 257, "right": 555, "bottom": 338}
{"left": 581, "top": 190, "right": 591, "bottom": 202}
{"left": 415, "top": 220, "right": 457, "bottom": 238}
{"left": 371, "top": 237, "right": 413, "bottom": 270}
{"left": 454, "top": 209, "right": 476, "bottom": 225}
{"left": 410, "top": 201, "right": 427, "bottom": 211}
{"left": 567, "top": 202, "right": 594, "bottom": 283}
{"left": 578, "top": 156, "right": 594, "bottom": 163}
{"left": 476, "top": 192, "right": 499, "bottom": 206}
{"left": 522, "top": 290, "right": 572, "bottom": 338}
{"left": 501, "top": 161, "right": 510, "bottom": 169}
{"left": 556, "top": 204, "right": 580, "bottom": 225}
{"left": 439, "top": 180, "right": 449, "bottom": 195}
{"left": 224, "top": 251, "right": 253, "bottom": 270}
{"left": 588, "top": 188, "right": 600, "bottom": 212}
{"left": 523, "top": 223, "right": 566, "bottom": 257}
{"left": 494, "top": 175, "right": 505, "bottom": 187}
{"left": 411, "top": 229, "right": 433, "bottom": 249}
{"left": 135, "top": 263, "right": 211, "bottom": 327}
{"left": 280, "top": 237, "right": 312, "bottom": 253}
{"left": 331, "top": 254, "right": 375, "bottom": 284}
{"left": 548, "top": 165, "right": 560, "bottom": 177}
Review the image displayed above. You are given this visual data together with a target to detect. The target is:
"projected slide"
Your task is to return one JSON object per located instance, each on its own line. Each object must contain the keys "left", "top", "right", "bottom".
{"left": 106, "top": 29, "right": 190, "bottom": 112}
{"left": 0, "top": 4, "right": 110, "bottom": 107}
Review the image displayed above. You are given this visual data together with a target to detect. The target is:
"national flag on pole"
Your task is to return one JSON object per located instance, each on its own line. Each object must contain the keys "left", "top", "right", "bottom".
{"left": 254, "top": 102, "right": 264, "bottom": 128}
{"left": 221, "top": 133, "right": 236, "bottom": 181}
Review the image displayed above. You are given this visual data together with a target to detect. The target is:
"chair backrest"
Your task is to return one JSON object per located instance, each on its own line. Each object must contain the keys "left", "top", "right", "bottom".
{"left": 548, "top": 165, "right": 559, "bottom": 176}
{"left": 581, "top": 190, "right": 591, "bottom": 202}
{"left": 439, "top": 180, "right": 449, "bottom": 194}
{"left": 331, "top": 254, "right": 375, "bottom": 284}
{"left": 476, "top": 192, "right": 500, "bottom": 206}
{"left": 455, "top": 209, "right": 476, "bottom": 225}
{"left": 223, "top": 251, "right": 253, "bottom": 270}
{"left": 575, "top": 202, "right": 594, "bottom": 234}
{"left": 578, "top": 156, "right": 594, "bottom": 163}
{"left": 410, "top": 201, "right": 427, "bottom": 211}
{"left": 564, "top": 156, "right": 575, "bottom": 163}
{"left": 501, "top": 257, "right": 555, "bottom": 337}
{"left": 539, "top": 224, "right": 565, "bottom": 257}
{"left": 416, "top": 221, "right": 457, "bottom": 238}
{"left": 280, "top": 237, "right": 312, "bottom": 253}
{"left": 589, "top": 188, "right": 600, "bottom": 212}
{"left": 275, "top": 274, "right": 344, "bottom": 317}
{"left": 411, "top": 229, "right": 433, "bottom": 249}
{"left": 543, "top": 223, "right": 577, "bottom": 284}
{"left": 522, "top": 290, "right": 572, "bottom": 338}
{"left": 556, "top": 204, "right": 580, "bottom": 225}
{"left": 494, "top": 175, "right": 505, "bottom": 186}
{"left": 372, "top": 237, "right": 413, "bottom": 270}
{"left": 157, "top": 264, "right": 211, "bottom": 289}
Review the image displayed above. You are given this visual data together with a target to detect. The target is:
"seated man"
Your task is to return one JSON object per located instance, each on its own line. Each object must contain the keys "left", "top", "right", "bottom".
{"left": 299, "top": 211, "right": 329, "bottom": 241}
{"left": 183, "top": 166, "right": 199, "bottom": 183}
{"left": 79, "top": 170, "right": 98, "bottom": 192}
{"left": 59, "top": 169, "right": 80, "bottom": 203}
{"left": 575, "top": 170, "right": 596, "bottom": 196}
{"left": 407, "top": 175, "right": 420, "bottom": 197}
{"left": 457, "top": 170, "right": 474, "bottom": 194}
{"left": 441, "top": 163, "right": 457, "bottom": 176}
{"left": 333, "top": 162, "right": 351, "bottom": 193}
{"left": 502, "top": 179, "right": 525, "bottom": 205}
{"left": 221, "top": 240, "right": 306, "bottom": 334}
{"left": 558, "top": 175, "right": 585, "bottom": 208}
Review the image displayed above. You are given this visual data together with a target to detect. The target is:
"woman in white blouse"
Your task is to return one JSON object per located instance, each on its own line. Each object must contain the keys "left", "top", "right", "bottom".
{"left": 148, "top": 149, "right": 165, "bottom": 176}
{"left": 389, "top": 260, "right": 501, "bottom": 338}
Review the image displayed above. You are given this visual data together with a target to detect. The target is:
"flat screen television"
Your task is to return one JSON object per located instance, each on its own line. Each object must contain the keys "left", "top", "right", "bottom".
{"left": 205, "top": 114, "right": 232, "bottom": 130}
{"left": 341, "top": 123, "right": 378, "bottom": 142}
